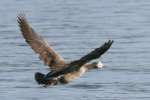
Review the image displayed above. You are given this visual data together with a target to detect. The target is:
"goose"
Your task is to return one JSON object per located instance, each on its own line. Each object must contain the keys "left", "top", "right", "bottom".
{"left": 17, "top": 15, "right": 113, "bottom": 86}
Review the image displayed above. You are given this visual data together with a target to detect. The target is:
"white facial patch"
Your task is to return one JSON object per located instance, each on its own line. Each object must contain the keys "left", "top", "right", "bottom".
{"left": 97, "top": 61, "right": 104, "bottom": 68}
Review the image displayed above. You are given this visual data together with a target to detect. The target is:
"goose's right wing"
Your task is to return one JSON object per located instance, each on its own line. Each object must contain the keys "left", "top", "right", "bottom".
{"left": 45, "top": 40, "right": 113, "bottom": 78}
{"left": 72, "top": 40, "right": 113, "bottom": 66}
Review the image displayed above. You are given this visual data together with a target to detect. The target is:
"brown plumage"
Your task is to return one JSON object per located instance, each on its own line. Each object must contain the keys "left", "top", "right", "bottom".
{"left": 17, "top": 15, "right": 66, "bottom": 71}
{"left": 17, "top": 14, "right": 113, "bottom": 86}
{"left": 45, "top": 40, "right": 113, "bottom": 78}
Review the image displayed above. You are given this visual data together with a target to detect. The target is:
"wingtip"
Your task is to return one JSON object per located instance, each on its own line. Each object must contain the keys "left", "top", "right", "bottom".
{"left": 102, "top": 40, "right": 114, "bottom": 52}
{"left": 17, "top": 12, "right": 26, "bottom": 18}
{"left": 104, "top": 40, "right": 113, "bottom": 45}
{"left": 108, "top": 40, "right": 114, "bottom": 44}
{"left": 111, "top": 40, "right": 114, "bottom": 43}
{"left": 17, "top": 13, "right": 26, "bottom": 23}
{"left": 106, "top": 40, "right": 114, "bottom": 46}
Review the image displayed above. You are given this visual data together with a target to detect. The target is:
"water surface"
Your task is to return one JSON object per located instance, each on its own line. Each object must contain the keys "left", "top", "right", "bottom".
{"left": 0, "top": 0, "right": 150, "bottom": 100}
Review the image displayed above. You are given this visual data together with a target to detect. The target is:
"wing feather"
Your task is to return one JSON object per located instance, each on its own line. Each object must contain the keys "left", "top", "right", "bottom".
{"left": 17, "top": 15, "right": 66, "bottom": 71}
{"left": 70, "top": 40, "right": 113, "bottom": 66}
{"left": 45, "top": 40, "right": 113, "bottom": 78}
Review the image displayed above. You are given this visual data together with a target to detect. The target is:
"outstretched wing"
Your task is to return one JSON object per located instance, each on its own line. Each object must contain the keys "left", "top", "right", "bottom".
{"left": 45, "top": 40, "right": 113, "bottom": 78}
{"left": 70, "top": 40, "right": 113, "bottom": 66}
{"left": 17, "top": 15, "right": 66, "bottom": 71}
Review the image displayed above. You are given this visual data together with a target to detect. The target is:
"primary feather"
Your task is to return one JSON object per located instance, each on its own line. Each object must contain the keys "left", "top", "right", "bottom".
{"left": 18, "top": 15, "right": 66, "bottom": 71}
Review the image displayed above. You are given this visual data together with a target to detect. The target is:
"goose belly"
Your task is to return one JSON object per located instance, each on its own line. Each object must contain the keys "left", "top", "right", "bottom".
{"left": 63, "top": 67, "right": 87, "bottom": 82}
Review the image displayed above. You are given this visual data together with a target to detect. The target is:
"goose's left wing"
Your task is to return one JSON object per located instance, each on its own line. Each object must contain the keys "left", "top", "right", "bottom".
{"left": 45, "top": 40, "right": 113, "bottom": 78}
{"left": 17, "top": 15, "right": 66, "bottom": 71}
{"left": 70, "top": 40, "right": 113, "bottom": 66}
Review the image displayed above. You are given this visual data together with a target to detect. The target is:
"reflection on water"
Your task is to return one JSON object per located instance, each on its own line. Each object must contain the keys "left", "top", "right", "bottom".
{"left": 0, "top": 0, "right": 150, "bottom": 100}
{"left": 69, "top": 83, "right": 103, "bottom": 89}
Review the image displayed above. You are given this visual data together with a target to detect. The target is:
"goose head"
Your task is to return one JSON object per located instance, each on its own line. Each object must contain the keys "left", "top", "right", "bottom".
{"left": 92, "top": 61, "right": 104, "bottom": 69}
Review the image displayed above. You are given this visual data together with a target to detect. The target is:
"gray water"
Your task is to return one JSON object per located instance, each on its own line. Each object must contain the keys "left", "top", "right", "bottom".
{"left": 0, "top": 0, "right": 150, "bottom": 100}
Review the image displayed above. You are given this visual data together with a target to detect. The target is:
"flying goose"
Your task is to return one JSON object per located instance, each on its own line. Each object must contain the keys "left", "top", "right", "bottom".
{"left": 17, "top": 15, "right": 113, "bottom": 86}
